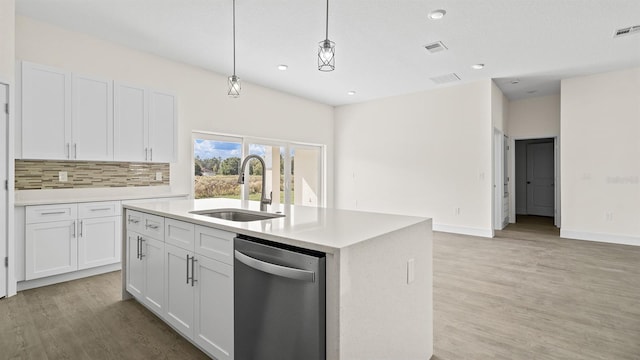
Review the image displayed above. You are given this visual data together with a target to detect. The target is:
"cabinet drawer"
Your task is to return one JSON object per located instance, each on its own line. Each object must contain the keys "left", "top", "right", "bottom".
{"left": 26, "top": 203, "right": 78, "bottom": 224}
{"left": 165, "top": 218, "right": 195, "bottom": 251}
{"left": 125, "top": 210, "right": 145, "bottom": 233}
{"left": 195, "top": 226, "right": 235, "bottom": 265}
{"left": 79, "top": 201, "right": 121, "bottom": 219}
{"left": 142, "top": 213, "right": 165, "bottom": 240}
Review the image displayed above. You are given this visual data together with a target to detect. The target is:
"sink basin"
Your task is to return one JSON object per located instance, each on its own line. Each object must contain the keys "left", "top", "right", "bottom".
{"left": 190, "top": 209, "right": 285, "bottom": 222}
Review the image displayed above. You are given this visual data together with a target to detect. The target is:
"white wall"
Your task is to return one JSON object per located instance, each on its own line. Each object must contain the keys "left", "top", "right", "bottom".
{"left": 0, "top": 0, "right": 15, "bottom": 83}
{"left": 560, "top": 67, "right": 640, "bottom": 245}
{"left": 508, "top": 94, "right": 560, "bottom": 139}
{"left": 334, "top": 80, "right": 494, "bottom": 237}
{"left": 15, "top": 16, "right": 335, "bottom": 204}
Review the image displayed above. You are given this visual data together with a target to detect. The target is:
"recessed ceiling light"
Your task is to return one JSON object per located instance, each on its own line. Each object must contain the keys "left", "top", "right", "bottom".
{"left": 428, "top": 9, "right": 446, "bottom": 20}
{"left": 347, "top": 91, "right": 356, "bottom": 95}
{"left": 277, "top": 64, "right": 288, "bottom": 71}
{"left": 471, "top": 64, "right": 485, "bottom": 70}
{"left": 511, "top": 79, "right": 520, "bottom": 84}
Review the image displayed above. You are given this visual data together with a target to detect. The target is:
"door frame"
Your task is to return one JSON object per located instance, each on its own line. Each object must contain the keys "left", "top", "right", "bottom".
{"left": 509, "top": 136, "right": 560, "bottom": 228}
{"left": 493, "top": 128, "right": 506, "bottom": 230}
{"left": 1, "top": 78, "right": 16, "bottom": 297}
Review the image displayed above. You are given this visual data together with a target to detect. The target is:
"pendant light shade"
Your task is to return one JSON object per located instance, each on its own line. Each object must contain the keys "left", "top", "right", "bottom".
{"left": 228, "top": 0, "right": 241, "bottom": 97}
{"left": 318, "top": 0, "right": 335, "bottom": 71}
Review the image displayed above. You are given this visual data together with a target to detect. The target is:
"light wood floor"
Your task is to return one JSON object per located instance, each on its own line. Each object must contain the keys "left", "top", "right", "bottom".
{"left": 2, "top": 221, "right": 639, "bottom": 359}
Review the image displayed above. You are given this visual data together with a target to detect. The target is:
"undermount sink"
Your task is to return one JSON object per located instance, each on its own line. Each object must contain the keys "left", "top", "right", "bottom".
{"left": 190, "top": 208, "right": 285, "bottom": 222}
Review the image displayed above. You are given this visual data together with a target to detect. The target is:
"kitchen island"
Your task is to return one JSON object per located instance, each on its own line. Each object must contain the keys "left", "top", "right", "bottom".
{"left": 122, "top": 198, "right": 432, "bottom": 360}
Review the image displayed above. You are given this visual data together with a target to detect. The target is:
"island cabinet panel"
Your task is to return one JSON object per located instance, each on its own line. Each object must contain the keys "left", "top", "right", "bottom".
{"left": 194, "top": 255, "right": 234, "bottom": 360}
{"left": 126, "top": 230, "right": 165, "bottom": 316}
{"left": 195, "top": 225, "right": 234, "bottom": 265}
{"left": 125, "top": 210, "right": 236, "bottom": 360}
{"left": 126, "top": 231, "right": 145, "bottom": 299}
{"left": 164, "top": 243, "right": 195, "bottom": 338}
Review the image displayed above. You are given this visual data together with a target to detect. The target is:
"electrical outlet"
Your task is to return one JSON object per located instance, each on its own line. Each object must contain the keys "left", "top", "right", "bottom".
{"left": 606, "top": 212, "right": 614, "bottom": 221}
{"left": 155, "top": 172, "right": 162, "bottom": 181}
{"left": 58, "top": 171, "right": 68, "bottom": 182}
{"left": 407, "top": 259, "right": 415, "bottom": 284}
{"left": 454, "top": 207, "right": 461, "bottom": 216}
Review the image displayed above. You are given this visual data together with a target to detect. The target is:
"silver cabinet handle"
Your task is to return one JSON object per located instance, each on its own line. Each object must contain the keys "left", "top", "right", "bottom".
{"left": 234, "top": 250, "right": 315, "bottom": 282}
{"left": 191, "top": 257, "right": 197, "bottom": 286}
{"left": 128, "top": 215, "right": 140, "bottom": 224}
{"left": 136, "top": 235, "right": 141, "bottom": 260}
{"left": 186, "top": 254, "right": 190, "bottom": 284}
{"left": 145, "top": 148, "right": 148, "bottom": 161}
{"left": 145, "top": 222, "right": 159, "bottom": 230}
{"left": 74, "top": 143, "right": 77, "bottom": 159}
{"left": 72, "top": 221, "right": 76, "bottom": 238}
{"left": 150, "top": 148, "right": 153, "bottom": 161}
{"left": 41, "top": 211, "right": 66, "bottom": 216}
{"left": 139, "top": 238, "right": 145, "bottom": 258}
{"left": 66, "top": 143, "right": 70, "bottom": 159}
{"left": 90, "top": 208, "right": 111, "bottom": 212}
{"left": 79, "top": 220, "right": 83, "bottom": 237}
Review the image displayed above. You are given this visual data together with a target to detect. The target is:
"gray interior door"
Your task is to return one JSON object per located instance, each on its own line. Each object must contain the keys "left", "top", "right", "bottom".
{"left": 526, "top": 142, "right": 554, "bottom": 217}
{"left": 0, "top": 83, "right": 8, "bottom": 298}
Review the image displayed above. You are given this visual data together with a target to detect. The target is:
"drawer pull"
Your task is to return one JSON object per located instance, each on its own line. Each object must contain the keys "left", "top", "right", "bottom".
{"left": 41, "top": 211, "right": 66, "bottom": 216}
{"left": 146, "top": 224, "right": 159, "bottom": 230}
{"left": 90, "top": 208, "right": 112, "bottom": 211}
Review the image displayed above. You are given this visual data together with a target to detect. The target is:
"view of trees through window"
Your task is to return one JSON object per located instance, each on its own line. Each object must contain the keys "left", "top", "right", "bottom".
{"left": 193, "top": 133, "right": 322, "bottom": 207}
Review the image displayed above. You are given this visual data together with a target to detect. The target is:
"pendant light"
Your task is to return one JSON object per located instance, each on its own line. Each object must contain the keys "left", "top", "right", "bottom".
{"left": 317, "top": 0, "right": 335, "bottom": 71}
{"left": 228, "top": 0, "right": 241, "bottom": 97}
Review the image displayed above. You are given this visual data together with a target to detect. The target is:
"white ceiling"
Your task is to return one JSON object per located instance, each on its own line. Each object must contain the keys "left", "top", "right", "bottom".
{"left": 15, "top": 0, "right": 640, "bottom": 106}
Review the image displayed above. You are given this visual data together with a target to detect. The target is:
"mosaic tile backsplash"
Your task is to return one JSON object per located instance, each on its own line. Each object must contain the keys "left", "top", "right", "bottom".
{"left": 15, "top": 160, "right": 170, "bottom": 190}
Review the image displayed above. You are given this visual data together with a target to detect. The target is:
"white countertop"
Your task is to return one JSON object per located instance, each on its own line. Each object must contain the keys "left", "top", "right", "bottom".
{"left": 15, "top": 188, "right": 190, "bottom": 206}
{"left": 124, "top": 198, "right": 430, "bottom": 254}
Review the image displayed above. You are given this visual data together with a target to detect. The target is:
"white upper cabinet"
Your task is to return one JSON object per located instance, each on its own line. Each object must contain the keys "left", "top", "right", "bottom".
{"left": 114, "top": 82, "right": 177, "bottom": 163}
{"left": 72, "top": 74, "right": 114, "bottom": 160}
{"left": 20, "top": 61, "right": 176, "bottom": 163}
{"left": 21, "top": 61, "right": 72, "bottom": 160}
{"left": 114, "top": 82, "right": 148, "bottom": 162}
{"left": 149, "top": 90, "right": 177, "bottom": 163}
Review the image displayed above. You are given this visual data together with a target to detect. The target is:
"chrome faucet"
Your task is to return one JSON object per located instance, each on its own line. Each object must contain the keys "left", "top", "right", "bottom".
{"left": 238, "top": 154, "right": 272, "bottom": 211}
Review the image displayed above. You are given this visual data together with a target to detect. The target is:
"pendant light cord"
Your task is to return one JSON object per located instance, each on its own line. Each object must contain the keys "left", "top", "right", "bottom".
{"left": 233, "top": 0, "right": 236, "bottom": 76}
{"left": 325, "top": 0, "right": 329, "bottom": 40}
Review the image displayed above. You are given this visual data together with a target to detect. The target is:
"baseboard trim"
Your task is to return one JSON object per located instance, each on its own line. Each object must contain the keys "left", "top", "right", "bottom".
{"left": 433, "top": 224, "right": 493, "bottom": 238}
{"left": 560, "top": 229, "right": 640, "bottom": 247}
{"left": 17, "top": 263, "right": 122, "bottom": 292}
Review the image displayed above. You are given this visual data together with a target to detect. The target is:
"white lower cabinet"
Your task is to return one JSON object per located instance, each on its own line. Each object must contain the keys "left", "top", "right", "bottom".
{"left": 126, "top": 230, "right": 165, "bottom": 315}
{"left": 25, "top": 220, "right": 78, "bottom": 280}
{"left": 164, "top": 243, "right": 195, "bottom": 336}
{"left": 127, "top": 213, "right": 234, "bottom": 360}
{"left": 194, "top": 255, "right": 234, "bottom": 360}
{"left": 78, "top": 216, "right": 121, "bottom": 269}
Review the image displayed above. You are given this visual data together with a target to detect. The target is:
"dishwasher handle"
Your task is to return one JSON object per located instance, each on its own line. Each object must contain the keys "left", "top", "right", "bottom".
{"left": 234, "top": 250, "right": 315, "bottom": 282}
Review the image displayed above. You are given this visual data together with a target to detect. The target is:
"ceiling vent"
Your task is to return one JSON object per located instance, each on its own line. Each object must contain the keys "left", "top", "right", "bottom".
{"left": 430, "top": 73, "right": 461, "bottom": 84}
{"left": 614, "top": 25, "right": 640, "bottom": 38}
{"left": 424, "top": 41, "right": 448, "bottom": 53}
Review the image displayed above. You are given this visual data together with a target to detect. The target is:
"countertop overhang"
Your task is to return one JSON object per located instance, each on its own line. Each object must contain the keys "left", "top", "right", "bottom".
{"left": 123, "top": 198, "right": 430, "bottom": 254}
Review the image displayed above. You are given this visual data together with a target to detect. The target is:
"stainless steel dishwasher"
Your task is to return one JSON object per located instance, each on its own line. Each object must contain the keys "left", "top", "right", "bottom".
{"left": 234, "top": 235, "right": 326, "bottom": 360}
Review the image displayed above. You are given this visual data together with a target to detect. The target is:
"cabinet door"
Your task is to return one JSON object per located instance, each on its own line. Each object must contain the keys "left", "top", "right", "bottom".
{"left": 148, "top": 90, "right": 176, "bottom": 163}
{"left": 126, "top": 231, "right": 144, "bottom": 300}
{"left": 164, "top": 243, "right": 195, "bottom": 338}
{"left": 25, "top": 220, "right": 78, "bottom": 280}
{"left": 114, "top": 82, "right": 148, "bottom": 161}
{"left": 143, "top": 237, "right": 165, "bottom": 315}
{"left": 21, "top": 62, "right": 71, "bottom": 160}
{"left": 71, "top": 74, "right": 113, "bottom": 160}
{"left": 194, "top": 256, "right": 234, "bottom": 360}
{"left": 78, "top": 216, "right": 121, "bottom": 270}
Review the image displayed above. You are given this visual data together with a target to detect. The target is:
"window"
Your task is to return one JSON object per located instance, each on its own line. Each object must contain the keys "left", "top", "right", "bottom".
{"left": 193, "top": 132, "right": 324, "bottom": 207}
{"left": 193, "top": 133, "right": 242, "bottom": 200}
